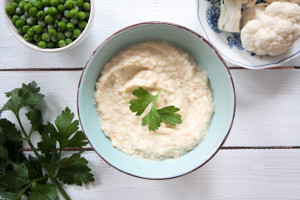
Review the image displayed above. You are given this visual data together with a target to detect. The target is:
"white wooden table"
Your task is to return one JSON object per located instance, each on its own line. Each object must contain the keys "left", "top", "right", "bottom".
{"left": 1, "top": 0, "right": 300, "bottom": 199}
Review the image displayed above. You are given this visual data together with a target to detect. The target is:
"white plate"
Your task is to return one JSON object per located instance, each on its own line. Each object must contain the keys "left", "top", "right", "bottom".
{"left": 197, "top": 0, "right": 300, "bottom": 69}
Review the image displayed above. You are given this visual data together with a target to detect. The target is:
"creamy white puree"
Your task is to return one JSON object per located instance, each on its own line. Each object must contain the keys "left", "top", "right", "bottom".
{"left": 95, "top": 41, "right": 214, "bottom": 160}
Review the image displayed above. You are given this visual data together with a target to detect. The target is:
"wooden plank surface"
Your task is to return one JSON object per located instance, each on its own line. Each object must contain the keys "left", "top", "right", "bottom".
{"left": 25, "top": 149, "right": 298, "bottom": 200}
{"left": 0, "top": 69, "right": 299, "bottom": 148}
{"left": 0, "top": 0, "right": 300, "bottom": 69}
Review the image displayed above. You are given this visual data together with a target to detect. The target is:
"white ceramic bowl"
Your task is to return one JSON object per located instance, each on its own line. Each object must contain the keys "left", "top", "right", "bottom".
{"left": 3, "top": 0, "right": 94, "bottom": 53}
{"left": 197, "top": 0, "right": 300, "bottom": 69}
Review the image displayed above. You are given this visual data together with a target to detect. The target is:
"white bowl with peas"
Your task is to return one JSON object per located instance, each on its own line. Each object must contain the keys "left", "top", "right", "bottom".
{"left": 4, "top": 0, "right": 94, "bottom": 52}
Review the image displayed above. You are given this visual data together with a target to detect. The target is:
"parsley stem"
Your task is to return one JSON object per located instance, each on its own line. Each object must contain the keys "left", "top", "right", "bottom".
{"left": 51, "top": 176, "right": 71, "bottom": 200}
{"left": 15, "top": 113, "right": 41, "bottom": 159}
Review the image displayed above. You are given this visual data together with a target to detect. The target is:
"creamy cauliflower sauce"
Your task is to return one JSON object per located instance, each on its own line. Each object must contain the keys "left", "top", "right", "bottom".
{"left": 94, "top": 41, "right": 214, "bottom": 160}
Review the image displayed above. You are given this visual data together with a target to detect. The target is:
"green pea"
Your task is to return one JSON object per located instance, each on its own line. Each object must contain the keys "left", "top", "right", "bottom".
{"left": 42, "top": 0, "right": 51, "bottom": 6}
{"left": 78, "top": 21, "right": 87, "bottom": 29}
{"left": 38, "top": 41, "right": 47, "bottom": 48}
{"left": 76, "top": 0, "right": 83, "bottom": 7}
{"left": 34, "top": 33, "right": 42, "bottom": 42}
{"left": 48, "top": 28, "right": 57, "bottom": 37}
{"left": 19, "top": 1, "right": 26, "bottom": 11}
{"left": 15, "top": 7, "right": 22, "bottom": 15}
{"left": 45, "top": 15, "right": 54, "bottom": 24}
{"left": 29, "top": 7, "right": 38, "bottom": 17}
{"left": 78, "top": 11, "right": 85, "bottom": 20}
{"left": 11, "top": 2, "right": 19, "bottom": 9}
{"left": 60, "top": 0, "right": 66, "bottom": 3}
{"left": 20, "top": 15, "right": 26, "bottom": 21}
{"left": 24, "top": 11, "right": 30, "bottom": 18}
{"left": 44, "top": 7, "right": 49, "bottom": 14}
{"left": 65, "top": 0, "right": 75, "bottom": 9}
{"left": 83, "top": 2, "right": 90, "bottom": 11}
{"left": 73, "top": 29, "right": 81, "bottom": 38}
{"left": 23, "top": 3, "right": 32, "bottom": 12}
{"left": 64, "top": 10, "right": 70, "bottom": 18}
{"left": 64, "top": 31, "right": 72, "bottom": 37}
{"left": 69, "top": 9, "right": 78, "bottom": 18}
{"left": 58, "top": 39, "right": 67, "bottom": 47}
{"left": 12, "top": 15, "right": 20, "bottom": 24}
{"left": 51, "top": 35, "right": 58, "bottom": 42}
{"left": 84, "top": 12, "right": 90, "bottom": 20}
{"left": 48, "top": 7, "right": 58, "bottom": 16}
{"left": 58, "top": 21, "right": 67, "bottom": 31}
{"left": 34, "top": 1, "right": 43, "bottom": 10}
{"left": 57, "top": 32, "right": 65, "bottom": 40}
{"left": 42, "top": 33, "right": 50, "bottom": 42}
{"left": 27, "top": 17, "right": 37, "bottom": 26}
{"left": 37, "top": 11, "right": 46, "bottom": 20}
{"left": 51, "top": 0, "right": 60, "bottom": 6}
{"left": 70, "top": 18, "right": 78, "bottom": 25}
{"left": 15, "top": 19, "right": 25, "bottom": 28}
{"left": 57, "top": 4, "right": 65, "bottom": 13}
{"left": 22, "top": 25, "right": 30, "bottom": 33}
{"left": 5, "top": 5, "right": 15, "bottom": 16}
{"left": 18, "top": 28, "right": 24, "bottom": 35}
{"left": 66, "top": 23, "right": 74, "bottom": 31}
{"left": 27, "top": 28, "right": 35, "bottom": 36}
{"left": 38, "top": 20, "right": 47, "bottom": 27}
{"left": 33, "top": 25, "right": 43, "bottom": 33}
{"left": 24, "top": 33, "right": 33, "bottom": 42}
{"left": 65, "top": 37, "right": 72, "bottom": 45}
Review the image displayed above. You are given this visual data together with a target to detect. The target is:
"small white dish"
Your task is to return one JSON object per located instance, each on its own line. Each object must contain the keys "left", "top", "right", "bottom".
{"left": 3, "top": 0, "right": 94, "bottom": 53}
{"left": 197, "top": 0, "right": 300, "bottom": 69}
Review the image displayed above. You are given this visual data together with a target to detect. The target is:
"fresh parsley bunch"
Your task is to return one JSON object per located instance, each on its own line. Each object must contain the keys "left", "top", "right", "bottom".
{"left": 0, "top": 81, "right": 94, "bottom": 200}
{"left": 129, "top": 87, "right": 182, "bottom": 131}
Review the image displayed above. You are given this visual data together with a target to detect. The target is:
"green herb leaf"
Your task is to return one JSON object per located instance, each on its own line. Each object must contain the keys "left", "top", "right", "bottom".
{"left": 26, "top": 109, "right": 43, "bottom": 134}
{"left": 129, "top": 87, "right": 156, "bottom": 116}
{"left": 24, "top": 155, "right": 45, "bottom": 182}
{"left": 157, "top": 106, "right": 182, "bottom": 126}
{"left": 27, "top": 183, "right": 58, "bottom": 200}
{"left": 0, "top": 163, "right": 30, "bottom": 191}
{"left": 141, "top": 103, "right": 162, "bottom": 131}
{"left": 47, "top": 107, "right": 88, "bottom": 150}
{"left": 37, "top": 125, "right": 57, "bottom": 154}
{"left": 130, "top": 87, "right": 182, "bottom": 131}
{"left": 56, "top": 152, "right": 94, "bottom": 186}
{"left": 0, "top": 191, "right": 15, "bottom": 200}
{"left": 0, "top": 82, "right": 94, "bottom": 200}
{"left": 0, "top": 81, "right": 44, "bottom": 115}
{"left": 0, "top": 119, "right": 25, "bottom": 172}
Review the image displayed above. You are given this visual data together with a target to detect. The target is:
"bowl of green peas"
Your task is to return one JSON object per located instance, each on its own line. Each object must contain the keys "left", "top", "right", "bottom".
{"left": 4, "top": 0, "right": 93, "bottom": 52}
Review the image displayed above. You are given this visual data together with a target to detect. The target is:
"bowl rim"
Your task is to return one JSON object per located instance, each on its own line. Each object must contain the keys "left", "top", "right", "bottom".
{"left": 196, "top": 0, "right": 300, "bottom": 69}
{"left": 3, "top": 0, "right": 94, "bottom": 53}
{"left": 77, "top": 21, "right": 236, "bottom": 180}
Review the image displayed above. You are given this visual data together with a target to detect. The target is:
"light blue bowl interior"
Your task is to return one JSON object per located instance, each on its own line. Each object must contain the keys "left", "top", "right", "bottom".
{"left": 78, "top": 23, "right": 235, "bottom": 179}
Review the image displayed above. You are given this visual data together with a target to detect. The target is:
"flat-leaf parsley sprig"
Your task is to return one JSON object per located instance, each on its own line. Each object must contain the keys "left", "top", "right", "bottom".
{"left": 0, "top": 81, "right": 94, "bottom": 200}
{"left": 129, "top": 87, "right": 182, "bottom": 131}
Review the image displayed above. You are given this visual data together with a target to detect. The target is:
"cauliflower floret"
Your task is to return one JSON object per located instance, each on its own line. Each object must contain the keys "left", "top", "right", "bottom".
{"left": 241, "top": 2, "right": 300, "bottom": 56}
{"left": 264, "top": 0, "right": 300, "bottom": 4}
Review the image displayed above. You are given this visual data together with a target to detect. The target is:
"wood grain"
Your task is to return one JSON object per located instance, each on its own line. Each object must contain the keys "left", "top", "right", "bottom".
{"left": 23, "top": 150, "right": 299, "bottom": 200}
{"left": 0, "top": 70, "right": 299, "bottom": 149}
{"left": 0, "top": 0, "right": 299, "bottom": 69}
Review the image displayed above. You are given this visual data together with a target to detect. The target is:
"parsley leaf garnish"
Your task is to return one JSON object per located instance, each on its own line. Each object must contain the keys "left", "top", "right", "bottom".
{"left": 0, "top": 81, "right": 44, "bottom": 115}
{"left": 0, "top": 81, "right": 94, "bottom": 200}
{"left": 130, "top": 87, "right": 182, "bottom": 131}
